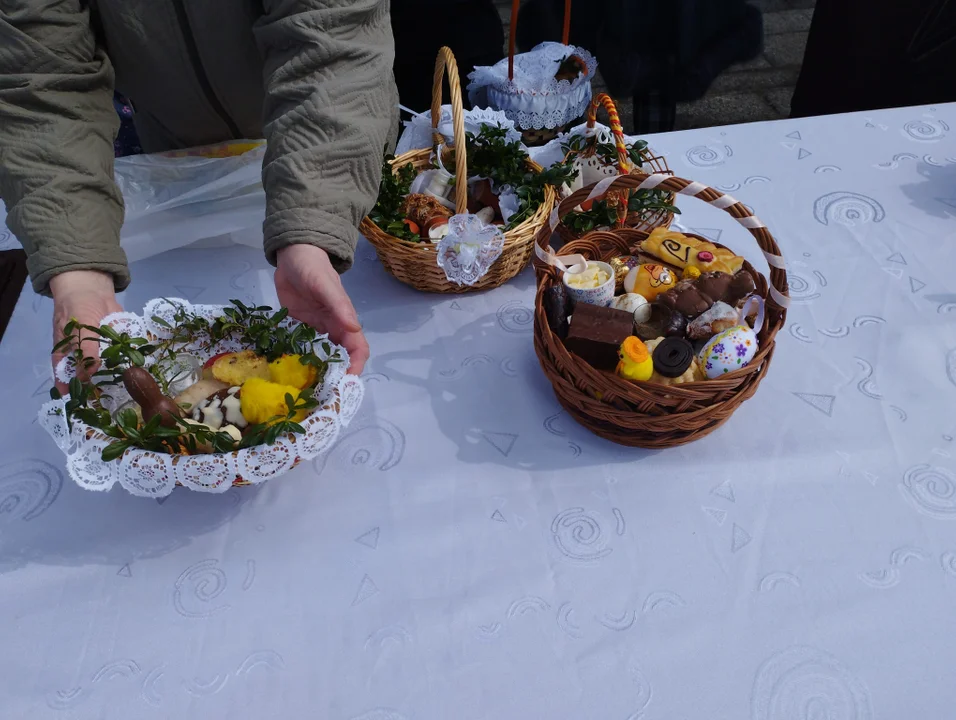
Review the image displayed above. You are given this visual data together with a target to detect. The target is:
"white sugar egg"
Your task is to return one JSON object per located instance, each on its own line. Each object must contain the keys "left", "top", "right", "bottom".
{"left": 610, "top": 293, "right": 651, "bottom": 323}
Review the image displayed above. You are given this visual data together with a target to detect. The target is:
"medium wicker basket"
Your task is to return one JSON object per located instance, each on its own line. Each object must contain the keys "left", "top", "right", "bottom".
{"left": 555, "top": 93, "right": 675, "bottom": 243}
{"left": 533, "top": 173, "right": 789, "bottom": 448}
{"left": 470, "top": 0, "right": 591, "bottom": 147}
{"left": 360, "top": 47, "right": 555, "bottom": 294}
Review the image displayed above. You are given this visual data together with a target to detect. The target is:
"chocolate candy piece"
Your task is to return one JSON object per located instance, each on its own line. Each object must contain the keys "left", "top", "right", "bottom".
{"left": 725, "top": 270, "right": 757, "bottom": 306}
{"left": 658, "top": 278, "right": 713, "bottom": 318}
{"left": 565, "top": 303, "right": 635, "bottom": 371}
{"left": 633, "top": 303, "right": 687, "bottom": 340}
{"left": 544, "top": 284, "right": 571, "bottom": 339}
{"left": 693, "top": 272, "right": 733, "bottom": 305}
{"left": 652, "top": 337, "right": 695, "bottom": 378}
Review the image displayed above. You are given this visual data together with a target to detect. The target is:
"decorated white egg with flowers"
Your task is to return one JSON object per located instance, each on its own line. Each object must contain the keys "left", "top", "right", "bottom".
{"left": 698, "top": 325, "right": 758, "bottom": 378}
{"left": 697, "top": 295, "right": 764, "bottom": 379}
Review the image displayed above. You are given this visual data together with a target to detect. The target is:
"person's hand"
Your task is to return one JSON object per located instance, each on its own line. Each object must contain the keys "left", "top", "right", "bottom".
{"left": 274, "top": 244, "right": 369, "bottom": 375}
{"left": 50, "top": 271, "right": 122, "bottom": 393}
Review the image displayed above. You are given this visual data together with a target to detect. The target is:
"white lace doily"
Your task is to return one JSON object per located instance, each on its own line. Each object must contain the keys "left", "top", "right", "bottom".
{"left": 467, "top": 42, "right": 598, "bottom": 130}
{"left": 436, "top": 214, "right": 505, "bottom": 286}
{"left": 528, "top": 121, "right": 661, "bottom": 172}
{"left": 39, "top": 299, "right": 364, "bottom": 497}
{"left": 395, "top": 106, "right": 524, "bottom": 156}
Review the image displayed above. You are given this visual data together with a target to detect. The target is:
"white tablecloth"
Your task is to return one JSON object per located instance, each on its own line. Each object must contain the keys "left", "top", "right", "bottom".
{"left": 2, "top": 103, "right": 956, "bottom": 720}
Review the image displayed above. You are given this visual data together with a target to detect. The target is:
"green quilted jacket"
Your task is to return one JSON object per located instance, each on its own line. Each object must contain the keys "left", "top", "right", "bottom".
{"left": 0, "top": 0, "right": 398, "bottom": 294}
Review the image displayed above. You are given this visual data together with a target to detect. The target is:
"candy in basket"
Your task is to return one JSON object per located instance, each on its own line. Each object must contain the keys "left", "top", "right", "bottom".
{"left": 38, "top": 299, "right": 363, "bottom": 497}
{"left": 533, "top": 172, "right": 790, "bottom": 448}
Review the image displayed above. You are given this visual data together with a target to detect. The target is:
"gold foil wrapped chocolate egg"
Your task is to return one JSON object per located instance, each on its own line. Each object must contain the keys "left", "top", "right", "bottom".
{"left": 609, "top": 256, "right": 641, "bottom": 292}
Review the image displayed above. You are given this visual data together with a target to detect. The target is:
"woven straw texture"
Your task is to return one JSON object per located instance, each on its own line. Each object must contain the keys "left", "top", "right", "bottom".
{"left": 360, "top": 46, "right": 556, "bottom": 293}
{"left": 533, "top": 173, "right": 789, "bottom": 448}
{"left": 555, "top": 93, "right": 674, "bottom": 244}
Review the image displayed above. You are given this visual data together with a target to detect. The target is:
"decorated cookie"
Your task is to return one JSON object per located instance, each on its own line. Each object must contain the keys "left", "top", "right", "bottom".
{"left": 642, "top": 227, "right": 745, "bottom": 275}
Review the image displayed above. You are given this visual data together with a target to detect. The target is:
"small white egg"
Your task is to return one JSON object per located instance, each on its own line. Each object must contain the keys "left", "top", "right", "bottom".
{"left": 611, "top": 293, "right": 651, "bottom": 323}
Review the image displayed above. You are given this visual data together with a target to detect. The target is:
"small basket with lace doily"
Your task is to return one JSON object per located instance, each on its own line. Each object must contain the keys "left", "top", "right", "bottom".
{"left": 360, "top": 46, "right": 560, "bottom": 293}
{"left": 467, "top": 0, "right": 597, "bottom": 146}
{"left": 553, "top": 93, "right": 677, "bottom": 243}
{"left": 38, "top": 298, "right": 363, "bottom": 497}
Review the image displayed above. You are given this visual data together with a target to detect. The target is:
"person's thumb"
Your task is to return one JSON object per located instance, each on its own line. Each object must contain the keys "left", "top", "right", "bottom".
{"left": 328, "top": 294, "right": 362, "bottom": 335}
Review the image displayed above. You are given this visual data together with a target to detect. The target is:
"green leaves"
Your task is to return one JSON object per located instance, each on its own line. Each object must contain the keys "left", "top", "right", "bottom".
{"left": 58, "top": 299, "right": 330, "bottom": 461}
{"left": 370, "top": 151, "right": 419, "bottom": 240}
{"left": 102, "top": 442, "right": 131, "bottom": 462}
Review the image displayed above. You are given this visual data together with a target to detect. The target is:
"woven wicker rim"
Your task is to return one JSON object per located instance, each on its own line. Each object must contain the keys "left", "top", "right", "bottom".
{"left": 360, "top": 46, "right": 556, "bottom": 294}
{"left": 532, "top": 171, "right": 790, "bottom": 447}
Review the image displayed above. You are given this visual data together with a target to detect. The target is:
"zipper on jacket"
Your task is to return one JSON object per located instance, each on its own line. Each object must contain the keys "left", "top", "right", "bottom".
{"left": 170, "top": 0, "right": 242, "bottom": 138}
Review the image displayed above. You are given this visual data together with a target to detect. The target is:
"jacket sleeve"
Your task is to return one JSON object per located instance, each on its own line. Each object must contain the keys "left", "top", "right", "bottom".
{"left": 0, "top": 0, "right": 127, "bottom": 295}
{"left": 254, "top": 0, "right": 398, "bottom": 272}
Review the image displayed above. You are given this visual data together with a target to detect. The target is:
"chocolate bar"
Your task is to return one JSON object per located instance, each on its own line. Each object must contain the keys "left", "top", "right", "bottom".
{"left": 564, "top": 302, "right": 635, "bottom": 371}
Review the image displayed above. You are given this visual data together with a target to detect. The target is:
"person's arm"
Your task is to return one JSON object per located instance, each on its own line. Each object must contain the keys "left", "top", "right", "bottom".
{"left": 0, "top": 0, "right": 127, "bottom": 296}
{"left": 254, "top": 0, "right": 398, "bottom": 272}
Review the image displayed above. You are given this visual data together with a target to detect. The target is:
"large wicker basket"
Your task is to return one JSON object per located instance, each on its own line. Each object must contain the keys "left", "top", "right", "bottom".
{"left": 555, "top": 93, "right": 675, "bottom": 243}
{"left": 360, "top": 47, "right": 555, "bottom": 294}
{"left": 533, "top": 173, "right": 790, "bottom": 448}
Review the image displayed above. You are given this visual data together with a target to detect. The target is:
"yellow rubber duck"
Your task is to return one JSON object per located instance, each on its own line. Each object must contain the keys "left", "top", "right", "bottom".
{"left": 616, "top": 336, "right": 654, "bottom": 382}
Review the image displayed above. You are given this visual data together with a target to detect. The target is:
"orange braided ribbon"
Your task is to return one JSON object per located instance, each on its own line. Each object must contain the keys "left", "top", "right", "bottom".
{"left": 585, "top": 92, "right": 631, "bottom": 225}
{"left": 587, "top": 93, "right": 630, "bottom": 172}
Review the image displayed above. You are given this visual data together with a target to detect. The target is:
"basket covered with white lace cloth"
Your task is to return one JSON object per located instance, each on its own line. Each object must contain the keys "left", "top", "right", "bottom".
{"left": 38, "top": 298, "right": 364, "bottom": 497}
{"left": 467, "top": 1, "right": 597, "bottom": 145}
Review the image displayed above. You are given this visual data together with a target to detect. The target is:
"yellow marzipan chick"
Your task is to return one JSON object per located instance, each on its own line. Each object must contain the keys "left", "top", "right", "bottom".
{"left": 240, "top": 377, "right": 307, "bottom": 426}
{"left": 616, "top": 337, "right": 654, "bottom": 382}
{"left": 268, "top": 354, "right": 317, "bottom": 390}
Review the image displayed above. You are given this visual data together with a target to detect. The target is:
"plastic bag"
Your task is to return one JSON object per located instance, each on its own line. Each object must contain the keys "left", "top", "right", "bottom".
{"left": 116, "top": 140, "right": 267, "bottom": 262}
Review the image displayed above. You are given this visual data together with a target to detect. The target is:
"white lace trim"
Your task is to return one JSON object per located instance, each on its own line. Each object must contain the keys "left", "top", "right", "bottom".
{"left": 467, "top": 42, "right": 598, "bottom": 130}
{"left": 39, "top": 299, "right": 363, "bottom": 497}
{"left": 435, "top": 214, "right": 505, "bottom": 286}
{"left": 529, "top": 121, "right": 663, "bottom": 171}
{"left": 395, "top": 106, "right": 524, "bottom": 156}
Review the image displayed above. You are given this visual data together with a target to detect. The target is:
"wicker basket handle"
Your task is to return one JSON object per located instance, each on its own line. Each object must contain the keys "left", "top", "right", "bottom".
{"left": 586, "top": 93, "right": 630, "bottom": 172}
{"left": 431, "top": 46, "right": 469, "bottom": 215}
{"left": 535, "top": 172, "right": 791, "bottom": 315}
{"left": 508, "top": 0, "right": 572, "bottom": 81}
